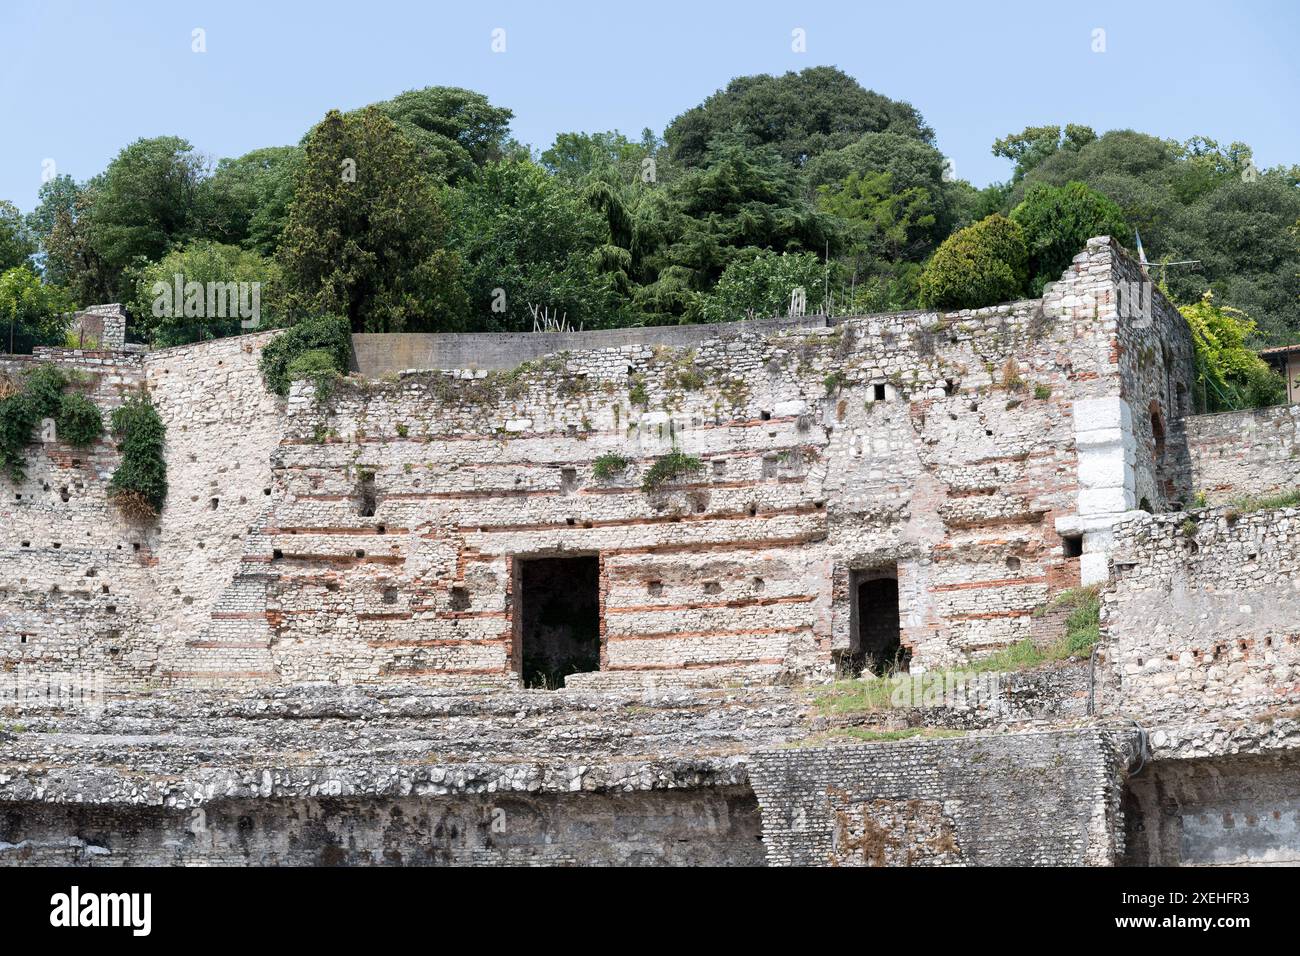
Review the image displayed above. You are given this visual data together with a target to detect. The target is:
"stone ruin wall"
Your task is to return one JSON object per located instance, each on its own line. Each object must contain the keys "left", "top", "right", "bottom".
{"left": 1099, "top": 505, "right": 1300, "bottom": 729}
{"left": 1, "top": 238, "right": 1196, "bottom": 692}
{"left": 1186, "top": 402, "right": 1300, "bottom": 505}
{"left": 0, "top": 333, "right": 284, "bottom": 688}
{"left": 749, "top": 728, "right": 1136, "bottom": 866}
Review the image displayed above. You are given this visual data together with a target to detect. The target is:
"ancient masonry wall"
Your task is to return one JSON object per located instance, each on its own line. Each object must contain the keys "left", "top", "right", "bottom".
{"left": 1186, "top": 403, "right": 1300, "bottom": 505}
{"left": 0, "top": 333, "right": 284, "bottom": 686}
{"left": 748, "top": 728, "right": 1138, "bottom": 866}
{"left": 1099, "top": 506, "right": 1300, "bottom": 725}
{"left": 2, "top": 238, "right": 1195, "bottom": 690}
{"left": 0, "top": 790, "right": 765, "bottom": 866}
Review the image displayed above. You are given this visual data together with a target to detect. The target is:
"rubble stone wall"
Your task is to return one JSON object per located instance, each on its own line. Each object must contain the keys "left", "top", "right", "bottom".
{"left": 1100, "top": 506, "right": 1300, "bottom": 725}
{"left": 1186, "top": 404, "right": 1300, "bottom": 505}
{"left": 748, "top": 728, "right": 1137, "bottom": 866}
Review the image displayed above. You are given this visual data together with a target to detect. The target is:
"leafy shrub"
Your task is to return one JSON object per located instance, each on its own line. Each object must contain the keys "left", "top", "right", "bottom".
{"left": 917, "top": 214, "right": 1028, "bottom": 309}
{"left": 592, "top": 452, "right": 631, "bottom": 480}
{"left": 109, "top": 396, "right": 167, "bottom": 517}
{"left": 698, "top": 250, "right": 827, "bottom": 323}
{"left": 1180, "top": 292, "right": 1286, "bottom": 411}
{"left": 56, "top": 391, "right": 103, "bottom": 446}
{"left": 258, "top": 315, "right": 351, "bottom": 396}
{"left": 285, "top": 348, "right": 342, "bottom": 400}
{"left": 641, "top": 448, "right": 703, "bottom": 491}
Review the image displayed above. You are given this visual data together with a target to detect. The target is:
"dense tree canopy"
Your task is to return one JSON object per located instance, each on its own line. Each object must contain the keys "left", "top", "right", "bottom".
{"left": 0, "top": 201, "right": 35, "bottom": 272}
{"left": 1, "top": 68, "right": 1295, "bottom": 376}
{"left": 1009, "top": 181, "right": 1128, "bottom": 293}
{"left": 665, "top": 66, "right": 933, "bottom": 169}
{"left": 369, "top": 86, "right": 515, "bottom": 183}
{"left": 126, "top": 240, "right": 284, "bottom": 346}
{"left": 446, "top": 158, "right": 627, "bottom": 331}
{"left": 194, "top": 146, "right": 300, "bottom": 256}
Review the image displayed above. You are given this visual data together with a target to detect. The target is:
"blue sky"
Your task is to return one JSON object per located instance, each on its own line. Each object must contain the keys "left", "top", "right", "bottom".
{"left": 2, "top": 0, "right": 1297, "bottom": 211}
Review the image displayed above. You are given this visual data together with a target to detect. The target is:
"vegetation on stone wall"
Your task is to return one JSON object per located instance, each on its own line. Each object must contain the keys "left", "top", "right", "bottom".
{"left": 641, "top": 448, "right": 703, "bottom": 491}
{"left": 258, "top": 314, "right": 351, "bottom": 396}
{"left": 0, "top": 364, "right": 102, "bottom": 481}
{"left": 592, "top": 452, "right": 632, "bottom": 480}
{"left": 109, "top": 395, "right": 167, "bottom": 518}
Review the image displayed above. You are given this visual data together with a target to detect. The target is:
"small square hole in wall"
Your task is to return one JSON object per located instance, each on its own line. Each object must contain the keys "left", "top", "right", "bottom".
{"left": 382, "top": 587, "right": 398, "bottom": 605}
{"left": 448, "top": 586, "right": 471, "bottom": 611}
{"left": 210, "top": 498, "right": 219, "bottom": 510}
{"left": 760, "top": 410, "right": 771, "bottom": 421}
{"left": 1062, "top": 534, "right": 1083, "bottom": 558}
{"left": 703, "top": 581, "right": 722, "bottom": 595}
{"left": 873, "top": 384, "right": 887, "bottom": 401}
{"left": 647, "top": 580, "right": 664, "bottom": 597}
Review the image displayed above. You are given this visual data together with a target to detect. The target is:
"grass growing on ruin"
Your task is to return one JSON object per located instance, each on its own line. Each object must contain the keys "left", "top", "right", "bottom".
{"left": 592, "top": 452, "right": 632, "bottom": 480}
{"left": 815, "top": 588, "right": 1102, "bottom": 717}
{"left": 1227, "top": 488, "right": 1300, "bottom": 515}
{"left": 814, "top": 676, "right": 902, "bottom": 714}
{"left": 641, "top": 448, "right": 703, "bottom": 491}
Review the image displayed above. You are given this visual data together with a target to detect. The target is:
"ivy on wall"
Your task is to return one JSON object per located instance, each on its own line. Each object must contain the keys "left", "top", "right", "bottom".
{"left": 0, "top": 364, "right": 103, "bottom": 481}
{"left": 109, "top": 396, "right": 168, "bottom": 520}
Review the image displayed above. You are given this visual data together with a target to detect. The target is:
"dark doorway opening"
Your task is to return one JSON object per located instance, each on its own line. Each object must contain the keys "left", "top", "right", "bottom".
{"left": 846, "top": 569, "right": 907, "bottom": 677}
{"left": 516, "top": 555, "right": 600, "bottom": 689}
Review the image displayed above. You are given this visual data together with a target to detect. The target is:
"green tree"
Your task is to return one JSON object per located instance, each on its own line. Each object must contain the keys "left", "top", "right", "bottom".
{"left": 0, "top": 201, "right": 36, "bottom": 271}
{"left": 666, "top": 66, "right": 933, "bottom": 169}
{"left": 918, "top": 214, "right": 1028, "bottom": 309}
{"left": 993, "top": 124, "right": 1096, "bottom": 182}
{"left": 635, "top": 143, "right": 831, "bottom": 322}
{"left": 278, "top": 108, "right": 468, "bottom": 332}
{"left": 446, "top": 159, "right": 629, "bottom": 331}
{"left": 0, "top": 266, "right": 75, "bottom": 353}
{"left": 1013, "top": 130, "right": 1300, "bottom": 341}
{"left": 1009, "top": 181, "right": 1128, "bottom": 293}
{"left": 1180, "top": 292, "right": 1285, "bottom": 411}
{"left": 83, "top": 137, "right": 206, "bottom": 294}
{"left": 818, "top": 171, "right": 937, "bottom": 267}
{"left": 370, "top": 86, "right": 514, "bottom": 183}
{"left": 194, "top": 146, "right": 301, "bottom": 255}
{"left": 124, "top": 240, "right": 284, "bottom": 346}
{"left": 699, "top": 250, "right": 827, "bottom": 323}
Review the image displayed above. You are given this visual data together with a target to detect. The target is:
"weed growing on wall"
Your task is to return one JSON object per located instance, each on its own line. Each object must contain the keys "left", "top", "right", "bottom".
{"left": 592, "top": 452, "right": 631, "bottom": 480}
{"left": 641, "top": 448, "right": 703, "bottom": 491}
{"left": 109, "top": 395, "right": 167, "bottom": 519}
